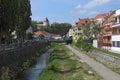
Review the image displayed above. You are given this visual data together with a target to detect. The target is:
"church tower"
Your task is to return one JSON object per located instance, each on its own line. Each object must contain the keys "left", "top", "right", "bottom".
{"left": 43, "top": 17, "right": 50, "bottom": 27}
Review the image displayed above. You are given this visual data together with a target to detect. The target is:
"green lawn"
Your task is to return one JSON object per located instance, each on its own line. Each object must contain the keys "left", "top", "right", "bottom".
{"left": 37, "top": 44, "right": 103, "bottom": 80}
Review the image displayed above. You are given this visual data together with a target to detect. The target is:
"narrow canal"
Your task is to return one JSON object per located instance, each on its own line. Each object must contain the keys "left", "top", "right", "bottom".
{"left": 25, "top": 48, "right": 54, "bottom": 80}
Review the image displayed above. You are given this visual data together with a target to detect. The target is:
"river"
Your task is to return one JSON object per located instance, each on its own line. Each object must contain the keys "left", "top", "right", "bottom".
{"left": 25, "top": 48, "right": 54, "bottom": 80}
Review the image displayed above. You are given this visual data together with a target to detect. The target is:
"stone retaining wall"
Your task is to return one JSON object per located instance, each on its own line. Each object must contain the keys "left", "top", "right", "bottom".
{"left": 0, "top": 42, "right": 49, "bottom": 68}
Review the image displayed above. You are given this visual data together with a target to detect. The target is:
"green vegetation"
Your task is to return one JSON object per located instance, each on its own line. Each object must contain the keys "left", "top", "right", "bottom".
{"left": 40, "top": 22, "right": 72, "bottom": 36}
{"left": 37, "top": 44, "right": 103, "bottom": 80}
{"left": 83, "top": 21, "right": 101, "bottom": 39}
{"left": 75, "top": 39, "right": 120, "bottom": 74}
{"left": 75, "top": 37, "right": 93, "bottom": 52}
{"left": 94, "top": 48, "right": 120, "bottom": 58}
{"left": 0, "top": 43, "right": 50, "bottom": 80}
{"left": 75, "top": 37, "right": 120, "bottom": 58}
{"left": 0, "top": 0, "right": 31, "bottom": 42}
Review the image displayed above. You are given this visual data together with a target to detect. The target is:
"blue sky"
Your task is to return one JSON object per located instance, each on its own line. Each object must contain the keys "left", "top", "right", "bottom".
{"left": 30, "top": 0, "right": 120, "bottom": 25}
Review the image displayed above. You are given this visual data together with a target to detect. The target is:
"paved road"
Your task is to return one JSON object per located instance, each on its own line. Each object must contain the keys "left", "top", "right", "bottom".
{"left": 66, "top": 45, "right": 120, "bottom": 80}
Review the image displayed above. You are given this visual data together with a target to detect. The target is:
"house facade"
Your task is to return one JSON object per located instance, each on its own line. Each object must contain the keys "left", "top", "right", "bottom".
{"left": 71, "top": 27, "right": 83, "bottom": 42}
{"left": 94, "top": 13, "right": 110, "bottom": 49}
{"left": 112, "top": 9, "right": 120, "bottom": 52}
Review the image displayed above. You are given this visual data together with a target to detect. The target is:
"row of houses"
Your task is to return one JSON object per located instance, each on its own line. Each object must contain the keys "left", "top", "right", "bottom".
{"left": 68, "top": 8, "right": 120, "bottom": 52}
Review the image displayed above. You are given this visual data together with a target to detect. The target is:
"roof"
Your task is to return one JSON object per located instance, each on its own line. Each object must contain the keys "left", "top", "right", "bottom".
{"left": 94, "top": 13, "right": 109, "bottom": 20}
{"left": 102, "top": 12, "right": 116, "bottom": 25}
{"left": 52, "top": 34, "right": 61, "bottom": 37}
{"left": 34, "top": 31, "right": 49, "bottom": 35}
{"left": 75, "top": 18, "right": 91, "bottom": 27}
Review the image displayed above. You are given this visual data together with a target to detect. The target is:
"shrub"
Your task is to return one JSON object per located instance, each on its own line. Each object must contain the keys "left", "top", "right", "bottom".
{"left": 75, "top": 37, "right": 93, "bottom": 52}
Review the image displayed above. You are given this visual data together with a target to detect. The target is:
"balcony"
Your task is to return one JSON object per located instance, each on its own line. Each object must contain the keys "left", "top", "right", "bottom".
{"left": 112, "top": 22, "right": 120, "bottom": 28}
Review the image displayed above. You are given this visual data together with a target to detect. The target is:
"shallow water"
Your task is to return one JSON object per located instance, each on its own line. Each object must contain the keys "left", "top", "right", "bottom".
{"left": 25, "top": 48, "right": 54, "bottom": 80}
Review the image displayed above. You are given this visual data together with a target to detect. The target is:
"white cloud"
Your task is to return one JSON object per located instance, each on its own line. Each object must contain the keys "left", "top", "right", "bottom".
{"left": 75, "top": 4, "right": 81, "bottom": 9}
{"left": 77, "top": 10, "right": 87, "bottom": 14}
{"left": 75, "top": 0, "right": 111, "bottom": 10}
{"left": 73, "top": 0, "right": 111, "bottom": 16}
{"left": 85, "top": 0, "right": 111, "bottom": 8}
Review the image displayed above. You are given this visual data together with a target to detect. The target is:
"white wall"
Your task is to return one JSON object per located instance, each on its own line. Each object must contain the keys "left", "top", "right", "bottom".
{"left": 116, "top": 9, "right": 120, "bottom": 16}
{"left": 112, "top": 35, "right": 120, "bottom": 41}
{"left": 112, "top": 35, "right": 120, "bottom": 52}
{"left": 96, "top": 18, "right": 104, "bottom": 24}
{"left": 93, "top": 40, "right": 98, "bottom": 48}
{"left": 111, "top": 47, "right": 120, "bottom": 52}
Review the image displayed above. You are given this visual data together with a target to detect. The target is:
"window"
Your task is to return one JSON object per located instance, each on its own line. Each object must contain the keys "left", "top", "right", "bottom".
{"left": 119, "top": 16, "right": 120, "bottom": 23}
{"left": 117, "top": 41, "right": 119, "bottom": 47}
{"left": 118, "top": 41, "right": 120, "bottom": 47}
{"left": 118, "top": 28, "right": 120, "bottom": 34}
{"left": 78, "top": 28, "right": 81, "bottom": 30}
{"left": 112, "top": 41, "right": 115, "bottom": 47}
{"left": 75, "top": 33, "right": 77, "bottom": 35}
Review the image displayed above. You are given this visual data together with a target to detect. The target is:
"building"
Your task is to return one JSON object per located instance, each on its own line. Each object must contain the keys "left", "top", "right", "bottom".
{"left": 33, "top": 30, "right": 51, "bottom": 40}
{"left": 111, "top": 9, "right": 120, "bottom": 52}
{"left": 68, "top": 27, "right": 83, "bottom": 42}
{"left": 51, "top": 34, "right": 62, "bottom": 40}
{"left": 94, "top": 13, "right": 114, "bottom": 49}
{"left": 68, "top": 18, "right": 91, "bottom": 42}
{"left": 102, "top": 12, "right": 116, "bottom": 50}
{"left": 76, "top": 18, "right": 91, "bottom": 27}
{"left": 34, "top": 18, "right": 50, "bottom": 31}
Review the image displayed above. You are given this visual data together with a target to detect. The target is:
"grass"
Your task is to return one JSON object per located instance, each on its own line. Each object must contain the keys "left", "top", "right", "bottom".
{"left": 94, "top": 47, "right": 120, "bottom": 58}
{"left": 37, "top": 43, "right": 103, "bottom": 80}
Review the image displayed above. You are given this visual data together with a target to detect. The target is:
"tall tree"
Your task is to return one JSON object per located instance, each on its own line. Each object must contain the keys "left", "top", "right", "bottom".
{"left": 0, "top": 0, "right": 31, "bottom": 43}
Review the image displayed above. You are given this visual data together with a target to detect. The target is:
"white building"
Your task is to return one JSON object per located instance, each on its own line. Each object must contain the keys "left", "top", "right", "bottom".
{"left": 68, "top": 27, "right": 83, "bottom": 42}
{"left": 36, "top": 18, "right": 50, "bottom": 27}
{"left": 112, "top": 8, "right": 120, "bottom": 52}
{"left": 51, "top": 34, "right": 62, "bottom": 40}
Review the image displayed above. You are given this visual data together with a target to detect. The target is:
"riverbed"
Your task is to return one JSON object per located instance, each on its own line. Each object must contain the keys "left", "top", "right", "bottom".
{"left": 25, "top": 47, "right": 54, "bottom": 80}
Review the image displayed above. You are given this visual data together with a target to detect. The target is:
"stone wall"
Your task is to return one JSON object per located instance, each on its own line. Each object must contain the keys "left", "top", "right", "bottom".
{"left": 0, "top": 42, "right": 49, "bottom": 68}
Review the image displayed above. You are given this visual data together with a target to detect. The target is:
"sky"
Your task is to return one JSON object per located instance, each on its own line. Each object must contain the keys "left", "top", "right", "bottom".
{"left": 30, "top": 0, "right": 120, "bottom": 25}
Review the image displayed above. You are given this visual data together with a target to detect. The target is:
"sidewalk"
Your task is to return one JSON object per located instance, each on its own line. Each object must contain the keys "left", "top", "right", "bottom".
{"left": 66, "top": 45, "right": 120, "bottom": 80}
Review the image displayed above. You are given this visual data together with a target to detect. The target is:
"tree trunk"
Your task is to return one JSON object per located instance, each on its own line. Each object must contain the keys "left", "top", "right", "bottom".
{"left": 0, "top": 28, "right": 2, "bottom": 44}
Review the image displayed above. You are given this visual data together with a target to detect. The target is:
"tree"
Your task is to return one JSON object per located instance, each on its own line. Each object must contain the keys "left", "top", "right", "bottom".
{"left": 50, "top": 22, "right": 72, "bottom": 36}
{"left": 26, "top": 32, "right": 33, "bottom": 40}
{"left": 39, "top": 22, "right": 72, "bottom": 36}
{"left": 31, "top": 20, "right": 38, "bottom": 26}
{"left": 83, "top": 20, "right": 101, "bottom": 39}
{"left": 0, "top": 0, "right": 31, "bottom": 43}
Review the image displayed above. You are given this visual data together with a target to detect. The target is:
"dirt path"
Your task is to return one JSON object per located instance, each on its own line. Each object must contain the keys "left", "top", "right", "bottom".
{"left": 66, "top": 45, "right": 120, "bottom": 80}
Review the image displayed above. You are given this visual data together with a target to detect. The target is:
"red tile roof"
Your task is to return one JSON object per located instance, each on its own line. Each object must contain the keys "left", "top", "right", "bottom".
{"left": 34, "top": 31, "right": 49, "bottom": 35}
{"left": 94, "top": 13, "right": 109, "bottom": 20}
{"left": 76, "top": 18, "right": 91, "bottom": 27}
